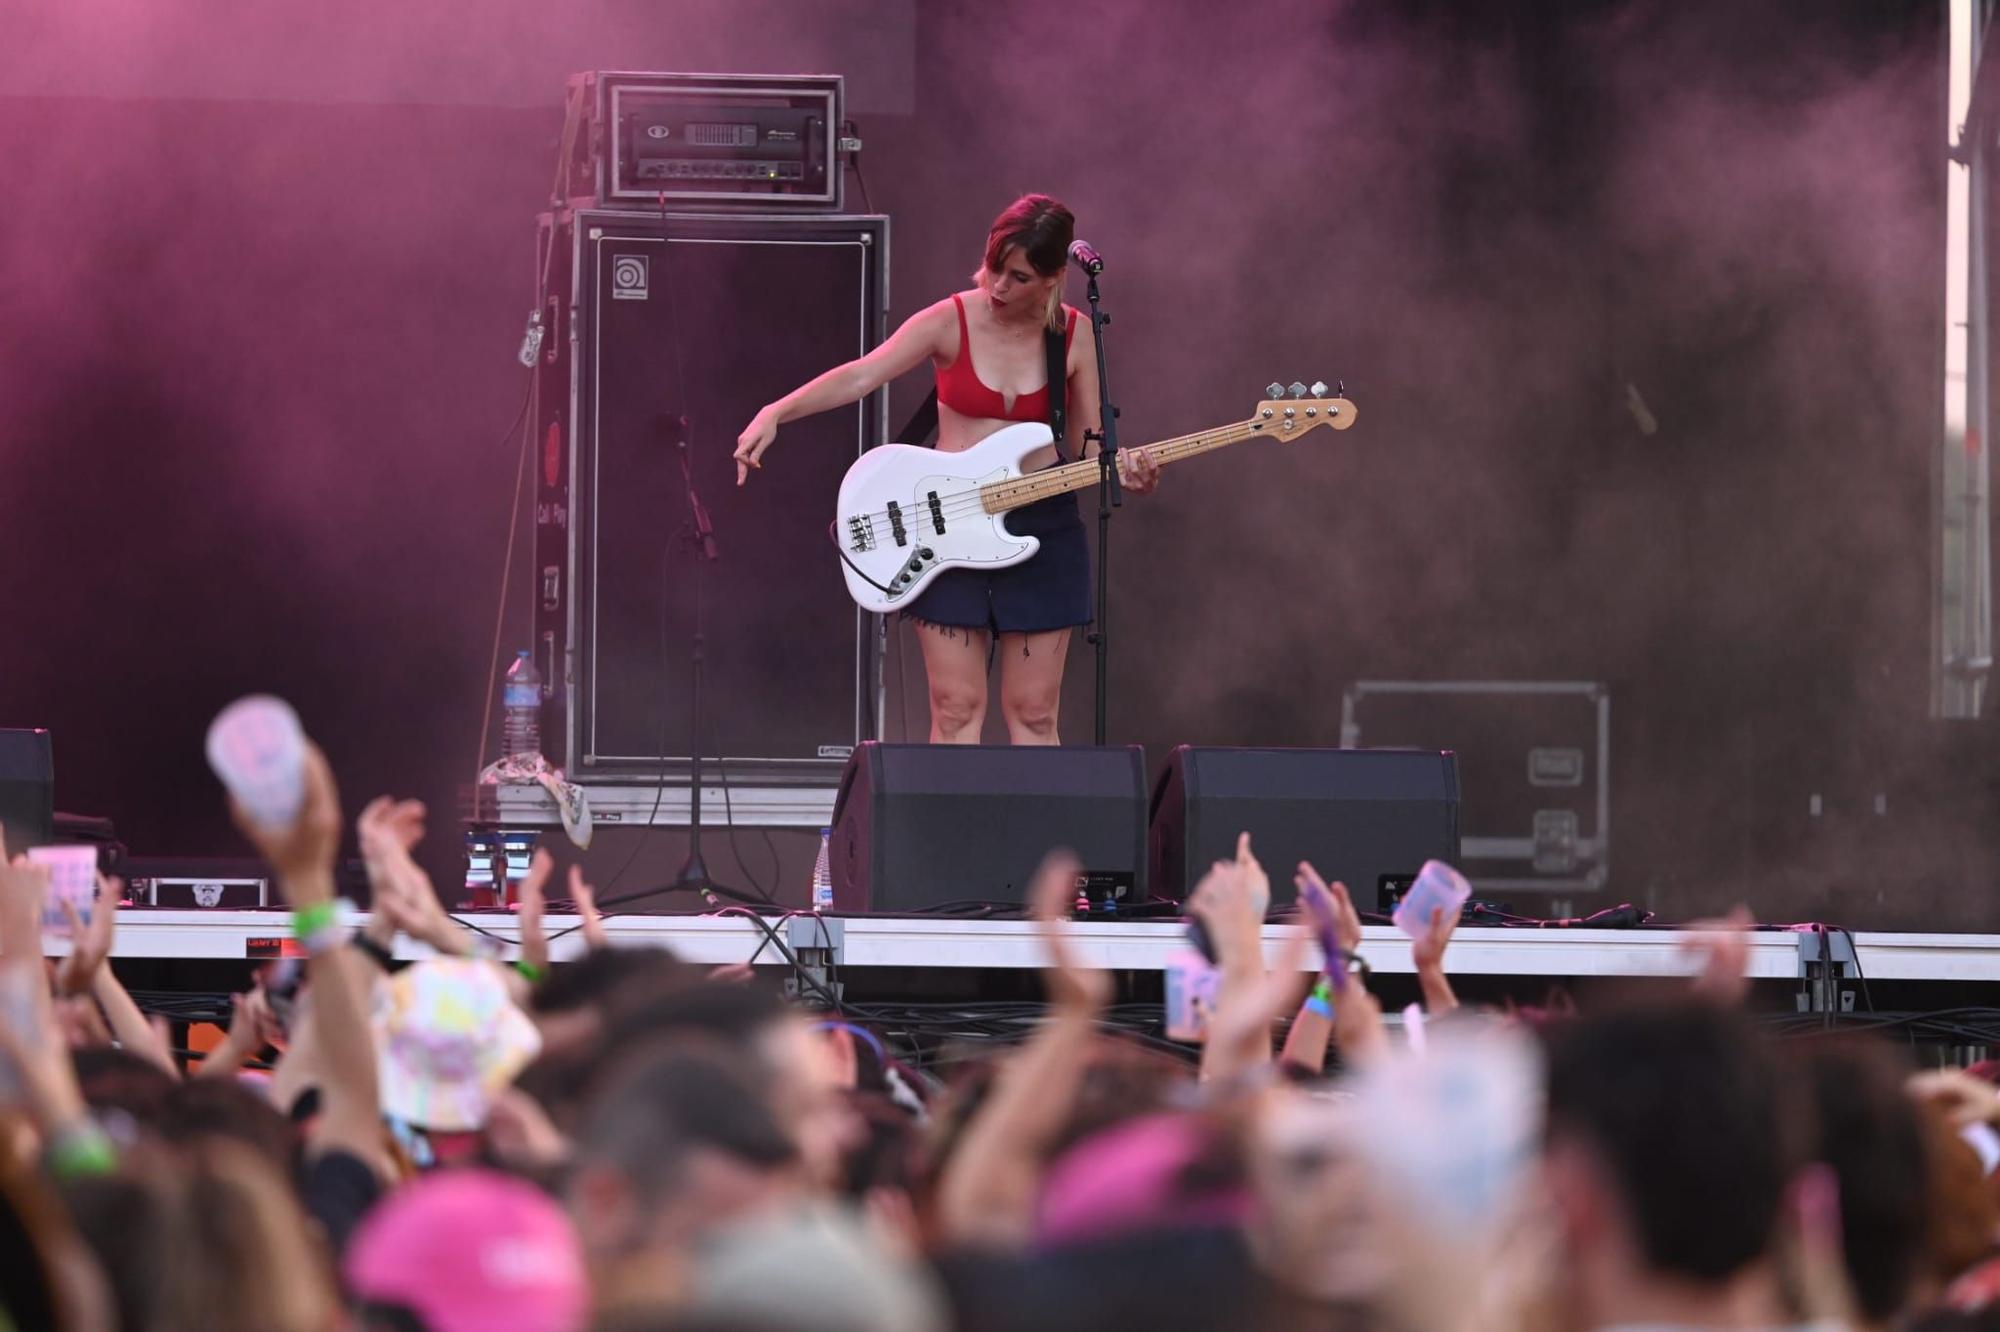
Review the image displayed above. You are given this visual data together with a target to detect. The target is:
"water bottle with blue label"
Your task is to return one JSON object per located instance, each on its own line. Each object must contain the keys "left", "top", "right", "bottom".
{"left": 812, "top": 827, "right": 834, "bottom": 911}
{"left": 502, "top": 650, "right": 542, "bottom": 759}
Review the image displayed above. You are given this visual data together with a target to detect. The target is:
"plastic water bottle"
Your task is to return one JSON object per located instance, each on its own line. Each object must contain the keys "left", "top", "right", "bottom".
{"left": 812, "top": 827, "right": 834, "bottom": 911}
{"left": 502, "top": 650, "right": 542, "bottom": 759}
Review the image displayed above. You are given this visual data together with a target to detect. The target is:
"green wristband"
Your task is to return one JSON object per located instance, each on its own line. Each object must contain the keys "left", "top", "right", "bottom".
{"left": 514, "top": 961, "right": 546, "bottom": 985}
{"left": 292, "top": 901, "right": 339, "bottom": 939}
{"left": 46, "top": 1124, "right": 117, "bottom": 1178}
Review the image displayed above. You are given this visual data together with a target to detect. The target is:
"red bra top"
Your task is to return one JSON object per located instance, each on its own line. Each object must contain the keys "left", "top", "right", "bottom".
{"left": 935, "top": 293, "right": 1079, "bottom": 425}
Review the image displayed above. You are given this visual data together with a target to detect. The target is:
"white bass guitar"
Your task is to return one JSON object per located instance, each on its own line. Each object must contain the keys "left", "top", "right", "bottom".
{"left": 831, "top": 382, "right": 1355, "bottom": 614}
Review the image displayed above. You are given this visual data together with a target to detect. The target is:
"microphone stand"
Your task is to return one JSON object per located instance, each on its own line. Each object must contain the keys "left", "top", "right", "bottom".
{"left": 598, "top": 415, "right": 765, "bottom": 911}
{"left": 1082, "top": 270, "right": 1121, "bottom": 745}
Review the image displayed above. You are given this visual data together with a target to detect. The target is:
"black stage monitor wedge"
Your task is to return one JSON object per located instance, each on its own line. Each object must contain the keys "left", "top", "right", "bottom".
{"left": 1149, "top": 746, "right": 1461, "bottom": 911}
{"left": 829, "top": 742, "right": 1147, "bottom": 914}
{"left": 0, "top": 729, "right": 53, "bottom": 852}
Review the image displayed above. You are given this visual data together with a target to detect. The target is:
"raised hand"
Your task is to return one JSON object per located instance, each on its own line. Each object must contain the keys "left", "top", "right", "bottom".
{"left": 231, "top": 742, "right": 342, "bottom": 896}
{"left": 0, "top": 957, "right": 93, "bottom": 1141}
{"left": 1412, "top": 902, "right": 1462, "bottom": 1016}
{"left": 1234, "top": 832, "right": 1271, "bottom": 918}
{"left": 1202, "top": 925, "right": 1313, "bottom": 1082}
{"left": 517, "top": 848, "right": 553, "bottom": 977}
{"left": 567, "top": 865, "right": 609, "bottom": 951}
{"left": 1031, "top": 851, "right": 1109, "bottom": 1014}
{"left": 359, "top": 801, "right": 475, "bottom": 958}
{"left": 372, "top": 861, "right": 470, "bottom": 957}
{"left": 1680, "top": 905, "right": 1754, "bottom": 1006}
{"left": 1909, "top": 1068, "right": 2000, "bottom": 1130}
{"left": 54, "top": 873, "right": 118, "bottom": 997}
{"left": 201, "top": 985, "right": 284, "bottom": 1079}
{"left": 1187, "top": 858, "right": 1265, "bottom": 979}
{"left": 1295, "top": 861, "right": 1362, "bottom": 955}
{"left": 357, "top": 795, "right": 426, "bottom": 879}
{"left": 1412, "top": 905, "right": 1458, "bottom": 973}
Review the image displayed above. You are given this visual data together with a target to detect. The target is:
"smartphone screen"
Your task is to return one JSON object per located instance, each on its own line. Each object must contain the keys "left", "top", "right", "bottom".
{"left": 28, "top": 845, "right": 96, "bottom": 938}
{"left": 1164, "top": 948, "right": 1219, "bottom": 1043}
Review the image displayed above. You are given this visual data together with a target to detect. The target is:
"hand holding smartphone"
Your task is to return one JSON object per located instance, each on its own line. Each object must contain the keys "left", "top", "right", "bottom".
{"left": 27, "top": 846, "right": 96, "bottom": 940}
{"left": 1164, "top": 947, "right": 1220, "bottom": 1043}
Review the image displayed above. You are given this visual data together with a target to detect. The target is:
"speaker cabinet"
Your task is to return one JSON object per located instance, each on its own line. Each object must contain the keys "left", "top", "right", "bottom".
{"left": 534, "top": 209, "right": 889, "bottom": 780}
{"left": 1149, "top": 746, "right": 1461, "bottom": 910}
{"left": 0, "top": 729, "right": 53, "bottom": 852}
{"left": 829, "top": 743, "right": 1147, "bottom": 913}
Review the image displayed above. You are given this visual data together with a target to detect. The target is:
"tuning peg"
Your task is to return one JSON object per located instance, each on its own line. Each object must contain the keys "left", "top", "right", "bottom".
{"left": 1310, "top": 380, "right": 1328, "bottom": 397}
{"left": 1265, "top": 382, "right": 1285, "bottom": 399}
{"left": 1288, "top": 381, "right": 1307, "bottom": 398}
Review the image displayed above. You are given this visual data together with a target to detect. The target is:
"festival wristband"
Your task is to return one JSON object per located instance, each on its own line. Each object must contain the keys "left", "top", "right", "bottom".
{"left": 1304, "top": 978, "right": 1336, "bottom": 1019}
{"left": 46, "top": 1123, "right": 117, "bottom": 1178}
{"left": 299, "top": 924, "right": 350, "bottom": 956}
{"left": 291, "top": 901, "right": 338, "bottom": 939}
{"left": 350, "top": 935, "right": 395, "bottom": 971}
{"left": 293, "top": 902, "right": 349, "bottom": 956}
{"left": 514, "top": 961, "right": 546, "bottom": 985}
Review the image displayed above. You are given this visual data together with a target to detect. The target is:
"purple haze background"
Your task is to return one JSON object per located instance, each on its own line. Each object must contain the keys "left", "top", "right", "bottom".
{"left": 0, "top": 0, "right": 1966, "bottom": 923}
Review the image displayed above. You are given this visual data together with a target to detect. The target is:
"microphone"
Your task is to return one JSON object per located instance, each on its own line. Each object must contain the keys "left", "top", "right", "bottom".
{"left": 1068, "top": 239, "right": 1104, "bottom": 276}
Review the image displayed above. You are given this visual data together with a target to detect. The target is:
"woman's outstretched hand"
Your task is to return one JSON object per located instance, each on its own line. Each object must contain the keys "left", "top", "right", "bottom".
{"left": 735, "top": 408, "right": 779, "bottom": 485}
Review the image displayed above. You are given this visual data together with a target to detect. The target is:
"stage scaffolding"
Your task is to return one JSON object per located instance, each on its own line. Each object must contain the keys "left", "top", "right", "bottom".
{"left": 1941, "top": 0, "right": 1995, "bottom": 718}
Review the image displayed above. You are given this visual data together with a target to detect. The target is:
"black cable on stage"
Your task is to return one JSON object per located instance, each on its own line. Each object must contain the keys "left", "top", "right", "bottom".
{"left": 1834, "top": 924, "right": 1874, "bottom": 1013}
{"left": 711, "top": 750, "right": 779, "bottom": 904}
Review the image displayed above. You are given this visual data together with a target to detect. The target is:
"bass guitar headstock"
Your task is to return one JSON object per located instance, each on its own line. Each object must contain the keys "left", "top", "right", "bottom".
{"left": 1253, "top": 380, "right": 1356, "bottom": 439}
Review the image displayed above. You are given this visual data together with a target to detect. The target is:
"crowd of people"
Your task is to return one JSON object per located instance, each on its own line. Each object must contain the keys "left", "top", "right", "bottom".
{"left": 0, "top": 736, "right": 1998, "bottom": 1331}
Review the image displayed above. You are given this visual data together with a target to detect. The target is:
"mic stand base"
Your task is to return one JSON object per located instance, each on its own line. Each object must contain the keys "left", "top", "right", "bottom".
{"left": 592, "top": 430, "right": 774, "bottom": 915}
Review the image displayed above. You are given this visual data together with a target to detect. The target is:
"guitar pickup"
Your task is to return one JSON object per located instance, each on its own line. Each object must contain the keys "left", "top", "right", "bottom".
{"left": 886, "top": 500, "right": 908, "bottom": 547}
{"left": 846, "top": 514, "right": 876, "bottom": 553}
{"left": 926, "top": 491, "right": 946, "bottom": 534}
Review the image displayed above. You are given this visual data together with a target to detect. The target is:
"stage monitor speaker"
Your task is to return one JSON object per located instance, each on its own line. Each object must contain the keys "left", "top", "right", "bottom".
{"left": 0, "top": 729, "right": 53, "bottom": 852}
{"left": 829, "top": 742, "right": 1147, "bottom": 914}
{"left": 1149, "top": 746, "right": 1460, "bottom": 910}
{"left": 534, "top": 209, "right": 888, "bottom": 779}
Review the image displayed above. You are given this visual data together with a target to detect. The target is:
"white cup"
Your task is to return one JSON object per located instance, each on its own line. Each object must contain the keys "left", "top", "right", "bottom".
{"left": 1393, "top": 858, "right": 1472, "bottom": 940}
{"left": 205, "top": 695, "right": 307, "bottom": 831}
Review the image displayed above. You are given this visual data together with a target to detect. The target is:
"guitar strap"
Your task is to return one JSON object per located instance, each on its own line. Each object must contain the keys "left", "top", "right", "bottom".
{"left": 890, "top": 322, "right": 1069, "bottom": 457}
{"left": 1045, "top": 321, "right": 1069, "bottom": 459}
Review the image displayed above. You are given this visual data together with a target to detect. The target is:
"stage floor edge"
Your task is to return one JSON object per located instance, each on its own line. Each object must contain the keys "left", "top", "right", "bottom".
{"left": 65, "top": 911, "right": 2000, "bottom": 982}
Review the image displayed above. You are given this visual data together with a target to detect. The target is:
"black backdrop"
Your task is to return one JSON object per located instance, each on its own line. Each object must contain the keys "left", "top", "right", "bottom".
{"left": 0, "top": 0, "right": 1980, "bottom": 926}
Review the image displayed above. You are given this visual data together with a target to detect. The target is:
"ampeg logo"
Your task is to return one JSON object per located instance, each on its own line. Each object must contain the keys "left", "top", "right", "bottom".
{"left": 611, "top": 254, "right": 649, "bottom": 300}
